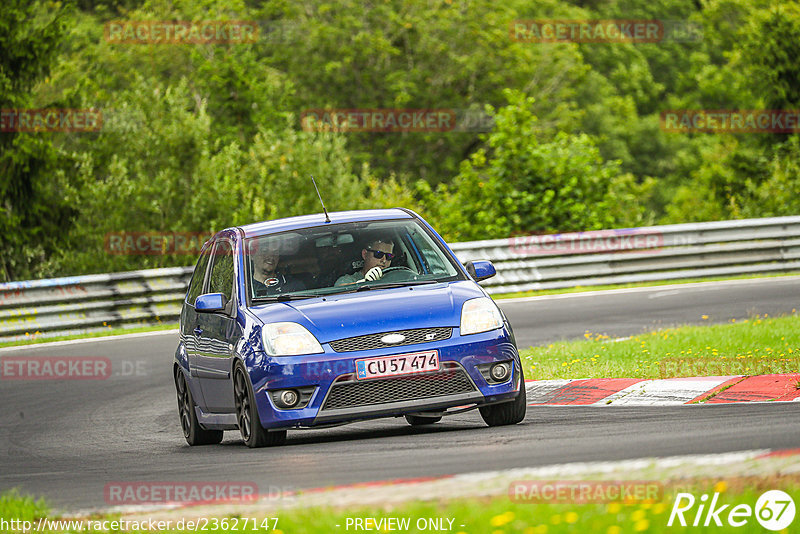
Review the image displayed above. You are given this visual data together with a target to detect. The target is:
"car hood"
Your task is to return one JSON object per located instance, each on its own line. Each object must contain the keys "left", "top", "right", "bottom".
{"left": 248, "top": 281, "right": 487, "bottom": 343}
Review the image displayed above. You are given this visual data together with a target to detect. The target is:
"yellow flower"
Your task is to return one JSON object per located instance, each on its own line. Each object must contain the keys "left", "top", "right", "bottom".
{"left": 634, "top": 519, "right": 649, "bottom": 531}
{"left": 607, "top": 502, "right": 622, "bottom": 513}
{"left": 714, "top": 480, "right": 728, "bottom": 493}
{"left": 607, "top": 526, "right": 621, "bottom": 534}
{"left": 701, "top": 315, "right": 709, "bottom": 320}
{"left": 653, "top": 503, "right": 667, "bottom": 514}
{"left": 632, "top": 510, "right": 646, "bottom": 521}
{"left": 565, "top": 512, "right": 578, "bottom": 524}
{"left": 490, "top": 511, "right": 515, "bottom": 527}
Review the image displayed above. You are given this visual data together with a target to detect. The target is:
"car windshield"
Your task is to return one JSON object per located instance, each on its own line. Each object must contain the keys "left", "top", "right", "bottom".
{"left": 245, "top": 219, "right": 463, "bottom": 301}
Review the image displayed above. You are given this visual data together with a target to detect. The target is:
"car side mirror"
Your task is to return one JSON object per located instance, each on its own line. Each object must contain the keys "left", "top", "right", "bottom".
{"left": 464, "top": 260, "right": 496, "bottom": 282}
{"left": 195, "top": 293, "right": 227, "bottom": 312}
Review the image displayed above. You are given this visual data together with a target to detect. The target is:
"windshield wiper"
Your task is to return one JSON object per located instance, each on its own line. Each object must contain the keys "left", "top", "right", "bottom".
{"left": 362, "top": 280, "right": 439, "bottom": 290}
{"left": 314, "top": 280, "right": 440, "bottom": 296}
{"left": 254, "top": 293, "right": 318, "bottom": 302}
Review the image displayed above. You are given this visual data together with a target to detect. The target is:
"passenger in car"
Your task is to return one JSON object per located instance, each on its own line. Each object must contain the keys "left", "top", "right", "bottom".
{"left": 251, "top": 244, "right": 304, "bottom": 296}
{"left": 334, "top": 237, "right": 394, "bottom": 286}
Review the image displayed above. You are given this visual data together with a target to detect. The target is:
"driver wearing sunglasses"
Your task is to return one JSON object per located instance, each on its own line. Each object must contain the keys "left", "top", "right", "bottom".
{"left": 334, "top": 238, "right": 394, "bottom": 286}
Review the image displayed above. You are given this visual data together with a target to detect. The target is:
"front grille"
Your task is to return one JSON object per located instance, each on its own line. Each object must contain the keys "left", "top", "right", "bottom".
{"left": 321, "top": 363, "right": 476, "bottom": 411}
{"left": 329, "top": 327, "right": 452, "bottom": 352}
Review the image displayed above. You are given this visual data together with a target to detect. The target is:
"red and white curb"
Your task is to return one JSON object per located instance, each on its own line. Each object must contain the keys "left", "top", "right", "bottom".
{"left": 525, "top": 374, "right": 800, "bottom": 405}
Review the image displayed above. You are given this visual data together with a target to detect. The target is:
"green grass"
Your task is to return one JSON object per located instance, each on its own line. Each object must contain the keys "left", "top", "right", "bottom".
{"left": 491, "top": 271, "right": 800, "bottom": 300}
{"left": 520, "top": 314, "right": 800, "bottom": 380}
{"left": 2, "top": 478, "right": 798, "bottom": 533}
{"left": 0, "top": 323, "right": 178, "bottom": 349}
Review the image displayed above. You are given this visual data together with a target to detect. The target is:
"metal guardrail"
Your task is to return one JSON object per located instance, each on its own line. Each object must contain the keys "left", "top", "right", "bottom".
{"left": 0, "top": 268, "right": 192, "bottom": 343}
{"left": 2, "top": 216, "right": 800, "bottom": 343}
{"left": 454, "top": 216, "right": 800, "bottom": 294}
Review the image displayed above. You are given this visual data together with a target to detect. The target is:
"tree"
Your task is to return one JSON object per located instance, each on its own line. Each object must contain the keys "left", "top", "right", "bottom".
{"left": 0, "top": 1, "right": 77, "bottom": 281}
{"left": 419, "top": 91, "right": 651, "bottom": 241}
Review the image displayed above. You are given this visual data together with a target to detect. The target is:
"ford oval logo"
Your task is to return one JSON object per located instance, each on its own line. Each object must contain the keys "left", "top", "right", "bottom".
{"left": 380, "top": 333, "right": 406, "bottom": 344}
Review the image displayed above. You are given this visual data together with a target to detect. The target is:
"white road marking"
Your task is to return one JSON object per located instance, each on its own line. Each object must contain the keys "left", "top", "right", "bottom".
{"left": 0, "top": 329, "right": 179, "bottom": 353}
{"left": 498, "top": 275, "right": 800, "bottom": 304}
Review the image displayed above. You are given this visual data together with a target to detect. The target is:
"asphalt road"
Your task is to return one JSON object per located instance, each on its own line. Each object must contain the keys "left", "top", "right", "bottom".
{"left": 1, "top": 277, "right": 799, "bottom": 511}
{"left": 500, "top": 276, "right": 800, "bottom": 348}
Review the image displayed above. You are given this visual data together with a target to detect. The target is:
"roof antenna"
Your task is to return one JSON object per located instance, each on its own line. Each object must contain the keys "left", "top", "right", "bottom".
{"left": 311, "top": 175, "right": 331, "bottom": 223}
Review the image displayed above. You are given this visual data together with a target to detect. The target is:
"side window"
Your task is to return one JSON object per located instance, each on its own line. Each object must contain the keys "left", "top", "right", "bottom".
{"left": 208, "top": 240, "right": 234, "bottom": 302}
{"left": 408, "top": 228, "right": 453, "bottom": 275}
{"left": 186, "top": 246, "right": 211, "bottom": 305}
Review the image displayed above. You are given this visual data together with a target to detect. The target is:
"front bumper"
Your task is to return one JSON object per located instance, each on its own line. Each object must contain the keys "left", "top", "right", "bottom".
{"left": 248, "top": 327, "right": 521, "bottom": 429}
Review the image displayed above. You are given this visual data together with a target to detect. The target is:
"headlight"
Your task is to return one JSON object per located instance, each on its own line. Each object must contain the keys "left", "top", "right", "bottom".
{"left": 263, "top": 322, "right": 324, "bottom": 356}
{"left": 460, "top": 297, "right": 504, "bottom": 335}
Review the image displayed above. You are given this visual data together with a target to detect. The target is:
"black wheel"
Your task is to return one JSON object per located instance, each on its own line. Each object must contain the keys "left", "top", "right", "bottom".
{"left": 233, "top": 363, "right": 286, "bottom": 448}
{"left": 175, "top": 369, "right": 223, "bottom": 445}
{"left": 405, "top": 414, "right": 442, "bottom": 426}
{"left": 479, "top": 367, "right": 527, "bottom": 427}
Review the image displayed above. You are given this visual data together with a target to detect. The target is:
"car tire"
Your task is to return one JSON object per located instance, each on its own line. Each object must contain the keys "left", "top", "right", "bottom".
{"left": 175, "top": 369, "right": 223, "bottom": 446}
{"left": 479, "top": 367, "right": 527, "bottom": 427}
{"left": 233, "top": 362, "right": 287, "bottom": 448}
{"left": 405, "top": 414, "right": 442, "bottom": 426}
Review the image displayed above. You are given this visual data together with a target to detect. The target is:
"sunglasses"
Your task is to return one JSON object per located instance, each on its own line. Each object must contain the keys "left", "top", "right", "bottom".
{"left": 366, "top": 248, "right": 395, "bottom": 261}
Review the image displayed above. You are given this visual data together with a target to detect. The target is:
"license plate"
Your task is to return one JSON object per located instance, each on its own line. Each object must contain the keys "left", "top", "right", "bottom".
{"left": 355, "top": 350, "right": 439, "bottom": 380}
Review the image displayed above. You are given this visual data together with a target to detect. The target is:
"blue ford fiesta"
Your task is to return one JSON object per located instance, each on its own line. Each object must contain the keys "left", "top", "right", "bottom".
{"left": 174, "top": 208, "right": 526, "bottom": 447}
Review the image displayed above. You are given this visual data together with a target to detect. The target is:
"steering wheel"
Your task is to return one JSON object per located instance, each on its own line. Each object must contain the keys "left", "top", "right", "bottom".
{"left": 380, "top": 266, "right": 419, "bottom": 282}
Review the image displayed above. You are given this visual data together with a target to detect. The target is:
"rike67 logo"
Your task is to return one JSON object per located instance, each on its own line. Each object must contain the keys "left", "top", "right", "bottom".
{"left": 668, "top": 490, "right": 795, "bottom": 531}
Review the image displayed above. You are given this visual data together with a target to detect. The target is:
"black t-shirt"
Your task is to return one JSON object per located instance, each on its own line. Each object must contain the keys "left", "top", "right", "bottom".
{"left": 252, "top": 273, "right": 304, "bottom": 297}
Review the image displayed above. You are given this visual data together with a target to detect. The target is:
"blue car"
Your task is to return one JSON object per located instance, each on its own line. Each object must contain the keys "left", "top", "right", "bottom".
{"left": 174, "top": 209, "right": 526, "bottom": 447}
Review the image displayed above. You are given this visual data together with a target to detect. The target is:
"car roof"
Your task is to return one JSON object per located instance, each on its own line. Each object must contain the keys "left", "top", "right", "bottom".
{"left": 237, "top": 208, "right": 415, "bottom": 238}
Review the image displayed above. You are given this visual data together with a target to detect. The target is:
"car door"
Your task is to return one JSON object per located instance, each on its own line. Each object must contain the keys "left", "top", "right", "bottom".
{"left": 182, "top": 243, "right": 213, "bottom": 406}
{"left": 193, "top": 237, "right": 240, "bottom": 413}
